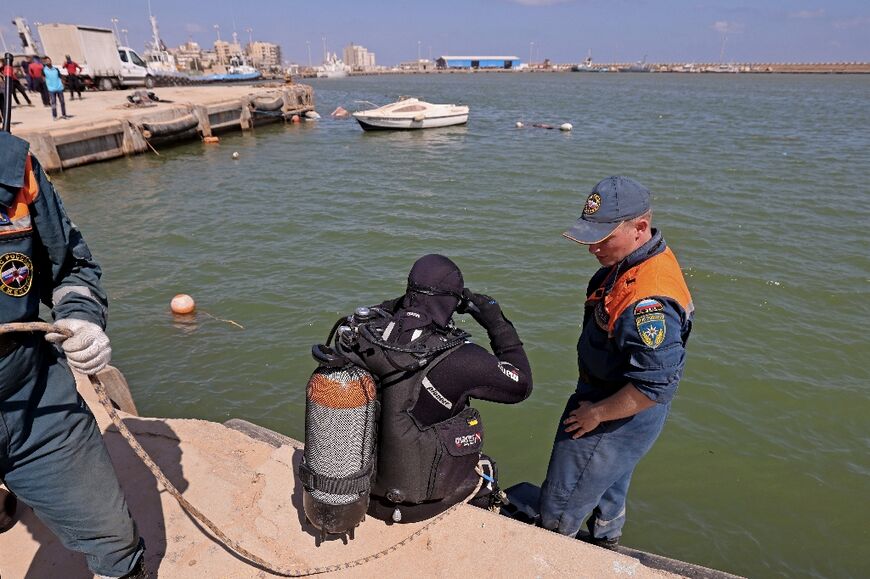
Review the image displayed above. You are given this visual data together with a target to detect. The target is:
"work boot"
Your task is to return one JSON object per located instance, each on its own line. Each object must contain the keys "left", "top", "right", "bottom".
{"left": 0, "top": 487, "right": 18, "bottom": 533}
{"left": 582, "top": 516, "right": 619, "bottom": 550}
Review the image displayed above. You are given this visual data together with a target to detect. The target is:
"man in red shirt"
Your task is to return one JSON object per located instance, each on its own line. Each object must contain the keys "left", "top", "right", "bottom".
{"left": 63, "top": 56, "right": 83, "bottom": 99}
{"left": 27, "top": 58, "right": 49, "bottom": 106}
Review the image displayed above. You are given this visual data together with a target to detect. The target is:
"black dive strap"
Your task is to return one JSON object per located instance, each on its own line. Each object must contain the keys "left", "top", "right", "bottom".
{"left": 298, "top": 460, "right": 374, "bottom": 495}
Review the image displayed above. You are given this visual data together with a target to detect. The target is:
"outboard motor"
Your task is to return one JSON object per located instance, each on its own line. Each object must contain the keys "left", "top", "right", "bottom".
{"left": 300, "top": 347, "right": 378, "bottom": 545}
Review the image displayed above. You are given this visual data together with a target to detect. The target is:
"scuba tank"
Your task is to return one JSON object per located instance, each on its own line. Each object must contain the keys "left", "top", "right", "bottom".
{"left": 300, "top": 308, "right": 379, "bottom": 545}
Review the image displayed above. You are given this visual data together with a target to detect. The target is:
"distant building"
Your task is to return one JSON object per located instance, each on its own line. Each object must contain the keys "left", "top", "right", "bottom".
{"left": 214, "top": 39, "right": 243, "bottom": 66}
{"left": 343, "top": 43, "right": 376, "bottom": 71}
{"left": 173, "top": 41, "right": 209, "bottom": 72}
{"left": 437, "top": 56, "right": 520, "bottom": 70}
{"left": 247, "top": 41, "right": 282, "bottom": 70}
{"left": 398, "top": 59, "right": 435, "bottom": 72}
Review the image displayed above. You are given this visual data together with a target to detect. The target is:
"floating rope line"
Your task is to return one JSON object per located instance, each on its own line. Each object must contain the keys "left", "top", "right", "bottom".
{"left": 0, "top": 321, "right": 475, "bottom": 576}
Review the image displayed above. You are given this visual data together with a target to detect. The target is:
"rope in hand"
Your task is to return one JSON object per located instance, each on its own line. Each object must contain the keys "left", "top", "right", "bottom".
{"left": 0, "top": 322, "right": 474, "bottom": 576}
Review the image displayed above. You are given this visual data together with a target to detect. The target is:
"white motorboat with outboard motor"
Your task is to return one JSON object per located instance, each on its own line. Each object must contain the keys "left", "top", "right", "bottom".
{"left": 352, "top": 98, "right": 469, "bottom": 130}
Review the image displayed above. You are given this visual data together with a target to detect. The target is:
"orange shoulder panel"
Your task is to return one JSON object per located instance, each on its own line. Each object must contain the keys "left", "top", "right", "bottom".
{"left": 604, "top": 247, "right": 693, "bottom": 335}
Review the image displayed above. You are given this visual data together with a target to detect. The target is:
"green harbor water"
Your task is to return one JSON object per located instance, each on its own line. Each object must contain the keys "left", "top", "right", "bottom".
{"left": 48, "top": 73, "right": 868, "bottom": 578}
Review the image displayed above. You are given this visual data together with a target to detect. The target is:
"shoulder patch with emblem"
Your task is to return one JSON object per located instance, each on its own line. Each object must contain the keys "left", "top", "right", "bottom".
{"left": 634, "top": 299, "right": 666, "bottom": 348}
{"left": 0, "top": 252, "right": 33, "bottom": 297}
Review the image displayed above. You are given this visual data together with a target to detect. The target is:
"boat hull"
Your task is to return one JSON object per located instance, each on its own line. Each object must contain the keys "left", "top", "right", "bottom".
{"left": 354, "top": 112, "right": 469, "bottom": 131}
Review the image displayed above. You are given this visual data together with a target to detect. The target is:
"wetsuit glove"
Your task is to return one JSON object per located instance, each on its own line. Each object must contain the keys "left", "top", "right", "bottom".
{"left": 461, "top": 290, "right": 523, "bottom": 354}
{"left": 45, "top": 318, "right": 112, "bottom": 375}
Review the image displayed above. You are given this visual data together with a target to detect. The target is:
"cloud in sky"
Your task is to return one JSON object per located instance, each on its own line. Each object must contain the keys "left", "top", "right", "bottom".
{"left": 711, "top": 20, "right": 743, "bottom": 34}
{"left": 788, "top": 9, "right": 825, "bottom": 20}
{"left": 833, "top": 15, "right": 870, "bottom": 29}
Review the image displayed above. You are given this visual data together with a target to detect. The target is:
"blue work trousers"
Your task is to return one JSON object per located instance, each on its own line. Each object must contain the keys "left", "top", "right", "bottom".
{"left": 0, "top": 339, "right": 143, "bottom": 577}
{"left": 539, "top": 384, "right": 669, "bottom": 540}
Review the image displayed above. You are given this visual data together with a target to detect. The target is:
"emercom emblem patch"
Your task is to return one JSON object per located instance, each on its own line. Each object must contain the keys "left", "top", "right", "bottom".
{"left": 583, "top": 192, "right": 602, "bottom": 215}
{"left": 634, "top": 299, "right": 665, "bottom": 348}
{"left": 0, "top": 252, "right": 33, "bottom": 297}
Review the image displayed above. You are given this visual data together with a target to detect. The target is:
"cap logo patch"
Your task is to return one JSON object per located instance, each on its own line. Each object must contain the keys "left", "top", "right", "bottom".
{"left": 583, "top": 193, "right": 601, "bottom": 215}
{"left": 0, "top": 252, "right": 33, "bottom": 297}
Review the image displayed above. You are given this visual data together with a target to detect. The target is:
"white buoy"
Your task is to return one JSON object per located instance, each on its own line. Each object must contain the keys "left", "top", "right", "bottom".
{"left": 232, "top": 151, "right": 240, "bottom": 160}
{"left": 560, "top": 123, "right": 573, "bottom": 131}
{"left": 515, "top": 121, "right": 524, "bottom": 128}
{"left": 305, "top": 111, "right": 321, "bottom": 119}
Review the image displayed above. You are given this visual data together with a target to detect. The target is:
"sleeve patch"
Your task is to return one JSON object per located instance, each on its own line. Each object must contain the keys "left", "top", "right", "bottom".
{"left": 633, "top": 299, "right": 668, "bottom": 349}
{"left": 634, "top": 298, "right": 664, "bottom": 315}
{"left": 497, "top": 362, "right": 520, "bottom": 382}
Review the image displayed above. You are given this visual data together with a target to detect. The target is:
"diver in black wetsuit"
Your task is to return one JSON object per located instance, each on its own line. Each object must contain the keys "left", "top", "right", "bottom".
{"left": 338, "top": 254, "right": 532, "bottom": 523}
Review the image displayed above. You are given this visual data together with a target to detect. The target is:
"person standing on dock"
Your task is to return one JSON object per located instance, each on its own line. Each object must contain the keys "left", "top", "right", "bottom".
{"left": 63, "top": 55, "right": 84, "bottom": 100}
{"left": 539, "top": 176, "right": 694, "bottom": 549}
{"left": 42, "top": 57, "right": 69, "bottom": 120}
{"left": 11, "top": 67, "right": 33, "bottom": 107}
{"left": 0, "top": 132, "right": 146, "bottom": 578}
{"left": 27, "top": 56, "right": 49, "bottom": 107}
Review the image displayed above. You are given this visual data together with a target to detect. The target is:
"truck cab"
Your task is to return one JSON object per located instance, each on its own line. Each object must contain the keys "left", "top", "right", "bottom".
{"left": 117, "top": 46, "right": 155, "bottom": 89}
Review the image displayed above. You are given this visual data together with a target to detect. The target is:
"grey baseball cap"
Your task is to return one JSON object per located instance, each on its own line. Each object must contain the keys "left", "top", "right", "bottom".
{"left": 563, "top": 176, "right": 651, "bottom": 244}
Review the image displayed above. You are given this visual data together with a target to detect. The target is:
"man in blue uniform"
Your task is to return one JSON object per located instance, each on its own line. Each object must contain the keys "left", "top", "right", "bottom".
{"left": 0, "top": 132, "right": 145, "bottom": 578}
{"left": 539, "top": 176, "right": 694, "bottom": 548}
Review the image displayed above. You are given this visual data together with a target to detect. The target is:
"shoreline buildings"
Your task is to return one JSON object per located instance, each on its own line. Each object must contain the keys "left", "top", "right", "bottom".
{"left": 343, "top": 43, "right": 376, "bottom": 71}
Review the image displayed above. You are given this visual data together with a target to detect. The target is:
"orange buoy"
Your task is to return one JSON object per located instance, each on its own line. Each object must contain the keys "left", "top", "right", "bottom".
{"left": 170, "top": 294, "right": 196, "bottom": 314}
{"left": 203, "top": 136, "right": 220, "bottom": 144}
{"left": 291, "top": 114, "right": 301, "bottom": 123}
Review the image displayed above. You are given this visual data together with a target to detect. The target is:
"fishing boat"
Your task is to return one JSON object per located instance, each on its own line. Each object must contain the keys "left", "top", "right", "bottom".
{"left": 353, "top": 98, "right": 470, "bottom": 131}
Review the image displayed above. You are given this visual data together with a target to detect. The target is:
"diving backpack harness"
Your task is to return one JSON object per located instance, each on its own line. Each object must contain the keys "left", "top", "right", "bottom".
{"left": 301, "top": 305, "right": 485, "bottom": 542}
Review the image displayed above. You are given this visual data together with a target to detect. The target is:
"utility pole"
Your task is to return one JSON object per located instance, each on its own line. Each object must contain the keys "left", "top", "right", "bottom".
{"left": 306, "top": 40, "right": 311, "bottom": 67}
{"left": 111, "top": 18, "right": 120, "bottom": 46}
{"left": 121, "top": 28, "right": 129, "bottom": 47}
{"left": 529, "top": 41, "right": 534, "bottom": 68}
{"left": 417, "top": 40, "right": 422, "bottom": 61}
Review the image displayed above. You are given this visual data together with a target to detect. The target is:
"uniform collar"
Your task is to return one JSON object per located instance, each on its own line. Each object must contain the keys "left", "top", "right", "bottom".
{"left": 600, "top": 229, "right": 667, "bottom": 297}
{"left": 620, "top": 228, "right": 666, "bottom": 271}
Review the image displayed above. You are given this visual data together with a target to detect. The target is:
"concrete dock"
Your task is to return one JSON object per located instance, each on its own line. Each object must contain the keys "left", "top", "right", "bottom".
{"left": 0, "top": 370, "right": 742, "bottom": 578}
{"left": 6, "top": 84, "right": 315, "bottom": 172}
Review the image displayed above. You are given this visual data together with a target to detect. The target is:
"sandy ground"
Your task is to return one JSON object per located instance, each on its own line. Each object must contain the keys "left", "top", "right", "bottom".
{"left": 7, "top": 84, "right": 296, "bottom": 137}
{"left": 0, "top": 371, "right": 686, "bottom": 579}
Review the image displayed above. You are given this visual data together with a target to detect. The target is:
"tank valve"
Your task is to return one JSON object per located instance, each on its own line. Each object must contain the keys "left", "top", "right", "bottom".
{"left": 354, "top": 306, "right": 373, "bottom": 321}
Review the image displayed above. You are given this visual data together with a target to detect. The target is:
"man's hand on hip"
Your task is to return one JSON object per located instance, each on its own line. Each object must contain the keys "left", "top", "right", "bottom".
{"left": 564, "top": 401, "right": 604, "bottom": 439}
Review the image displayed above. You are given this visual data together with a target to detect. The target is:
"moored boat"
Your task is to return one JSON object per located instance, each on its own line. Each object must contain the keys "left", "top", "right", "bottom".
{"left": 353, "top": 98, "right": 470, "bottom": 130}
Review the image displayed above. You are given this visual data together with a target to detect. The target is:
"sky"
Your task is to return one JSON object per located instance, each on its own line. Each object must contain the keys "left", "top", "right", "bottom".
{"left": 1, "top": 0, "right": 868, "bottom": 65}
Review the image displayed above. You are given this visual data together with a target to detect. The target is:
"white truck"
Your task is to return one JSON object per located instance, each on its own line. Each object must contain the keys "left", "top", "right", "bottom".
{"left": 37, "top": 23, "right": 155, "bottom": 90}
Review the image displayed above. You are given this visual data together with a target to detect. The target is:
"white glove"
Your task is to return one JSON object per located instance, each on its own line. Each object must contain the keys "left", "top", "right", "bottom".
{"left": 45, "top": 318, "right": 112, "bottom": 375}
